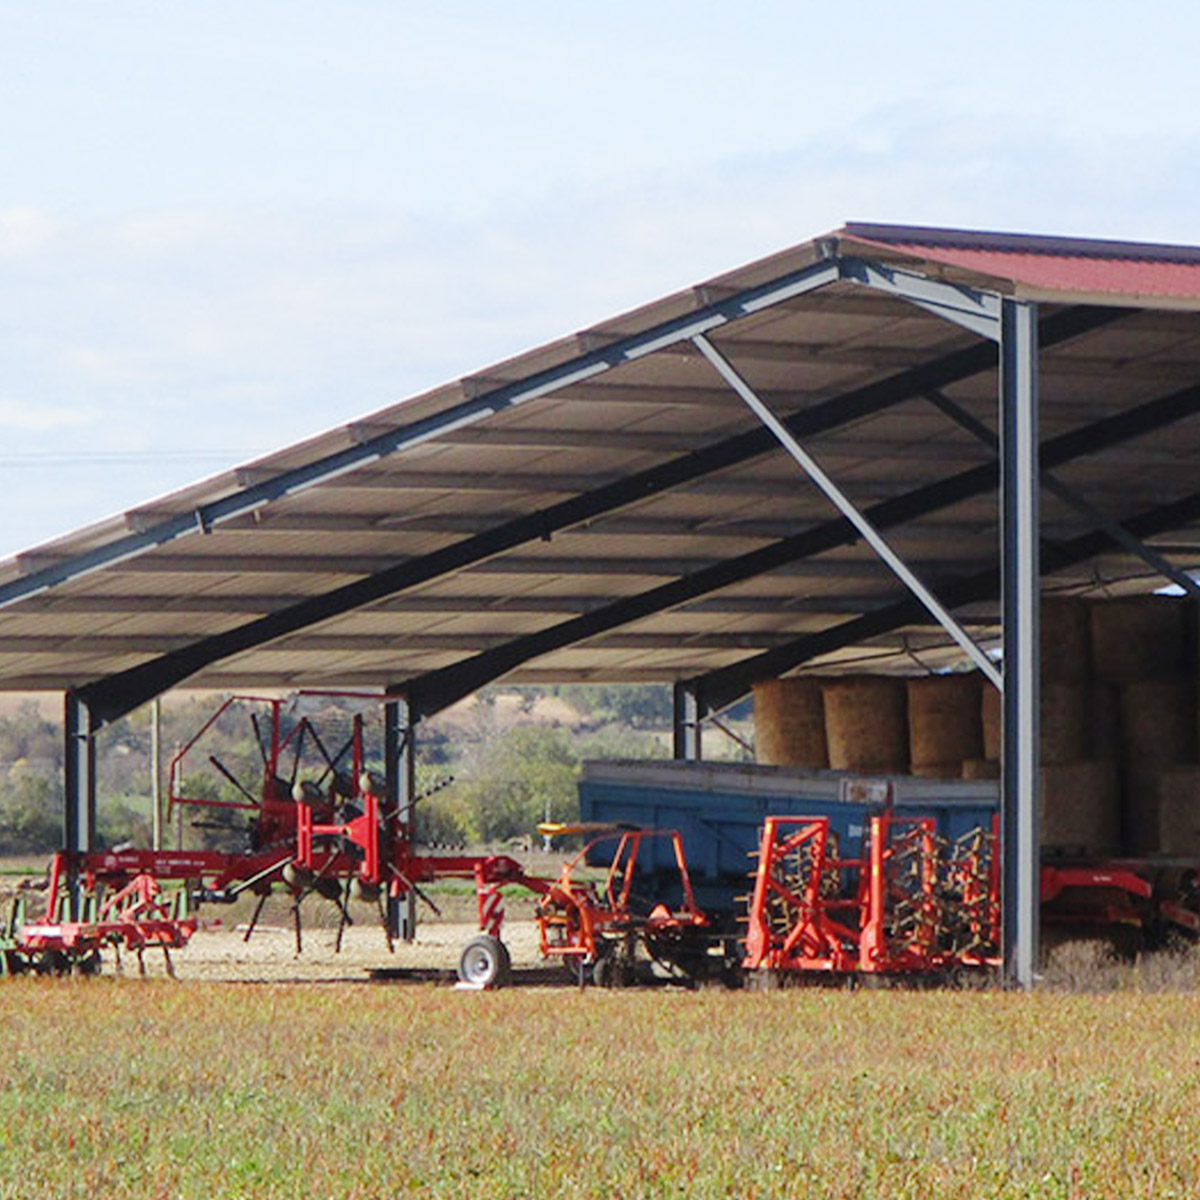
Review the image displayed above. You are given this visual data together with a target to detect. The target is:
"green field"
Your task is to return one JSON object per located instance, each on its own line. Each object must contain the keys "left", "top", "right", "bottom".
{"left": 1, "top": 981, "right": 1199, "bottom": 1199}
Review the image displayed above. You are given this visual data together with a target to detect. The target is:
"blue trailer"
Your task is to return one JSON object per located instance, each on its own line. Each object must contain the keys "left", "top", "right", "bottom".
{"left": 578, "top": 759, "right": 999, "bottom": 920}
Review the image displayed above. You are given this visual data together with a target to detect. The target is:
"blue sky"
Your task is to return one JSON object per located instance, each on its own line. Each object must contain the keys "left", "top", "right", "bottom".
{"left": 3, "top": 2, "right": 1199, "bottom": 557}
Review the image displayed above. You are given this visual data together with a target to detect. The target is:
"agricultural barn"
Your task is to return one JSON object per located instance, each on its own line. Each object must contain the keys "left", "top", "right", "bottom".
{"left": 6, "top": 222, "right": 1200, "bottom": 986}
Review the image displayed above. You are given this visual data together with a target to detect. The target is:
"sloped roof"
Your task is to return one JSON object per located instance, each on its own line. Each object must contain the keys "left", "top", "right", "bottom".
{"left": 4, "top": 222, "right": 1200, "bottom": 721}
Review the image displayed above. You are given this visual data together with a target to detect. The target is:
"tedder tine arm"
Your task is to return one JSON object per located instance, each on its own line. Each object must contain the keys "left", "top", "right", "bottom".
{"left": 208, "top": 756, "right": 259, "bottom": 806}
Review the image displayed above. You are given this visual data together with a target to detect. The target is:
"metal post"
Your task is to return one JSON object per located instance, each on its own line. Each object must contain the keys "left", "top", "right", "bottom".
{"left": 63, "top": 691, "right": 96, "bottom": 919}
{"left": 151, "top": 697, "right": 162, "bottom": 851}
{"left": 385, "top": 692, "right": 417, "bottom": 942}
{"left": 1000, "top": 299, "right": 1041, "bottom": 989}
{"left": 672, "top": 681, "right": 702, "bottom": 761}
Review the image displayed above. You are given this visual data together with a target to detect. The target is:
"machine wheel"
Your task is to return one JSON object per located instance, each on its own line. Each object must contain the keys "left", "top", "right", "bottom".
{"left": 592, "top": 954, "right": 615, "bottom": 988}
{"left": 457, "top": 935, "right": 511, "bottom": 988}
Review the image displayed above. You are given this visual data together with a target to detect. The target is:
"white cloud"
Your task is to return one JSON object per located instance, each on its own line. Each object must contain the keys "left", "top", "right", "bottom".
{"left": 0, "top": 398, "right": 95, "bottom": 434}
{"left": 0, "top": 207, "right": 59, "bottom": 258}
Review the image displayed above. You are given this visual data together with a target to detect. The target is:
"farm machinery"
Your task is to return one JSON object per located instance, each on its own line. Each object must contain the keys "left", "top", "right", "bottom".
{"left": 1, "top": 694, "right": 722, "bottom": 986}
{"left": 741, "top": 812, "right": 1000, "bottom": 983}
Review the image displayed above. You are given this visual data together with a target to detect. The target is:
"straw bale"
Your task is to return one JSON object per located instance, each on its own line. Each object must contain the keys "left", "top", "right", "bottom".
{"left": 1090, "top": 596, "right": 1190, "bottom": 683}
{"left": 1041, "top": 761, "right": 1120, "bottom": 855}
{"left": 1041, "top": 683, "right": 1091, "bottom": 765}
{"left": 906, "top": 673, "right": 983, "bottom": 769}
{"left": 1155, "top": 766, "right": 1200, "bottom": 856}
{"left": 1040, "top": 596, "right": 1091, "bottom": 683}
{"left": 962, "top": 758, "right": 1001, "bottom": 780}
{"left": 822, "top": 676, "right": 908, "bottom": 772}
{"left": 753, "top": 678, "right": 827, "bottom": 768}
{"left": 1118, "top": 680, "right": 1197, "bottom": 765}
{"left": 981, "top": 685, "right": 1002, "bottom": 761}
{"left": 1089, "top": 684, "right": 1120, "bottom": 760}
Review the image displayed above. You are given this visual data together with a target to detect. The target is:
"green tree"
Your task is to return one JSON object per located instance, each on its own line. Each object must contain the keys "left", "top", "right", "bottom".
{"left": 0, "top": 770, "right": 59, "bottom": 854}
{"left": 454, "top": 725, "right": 581, "bottom": 843}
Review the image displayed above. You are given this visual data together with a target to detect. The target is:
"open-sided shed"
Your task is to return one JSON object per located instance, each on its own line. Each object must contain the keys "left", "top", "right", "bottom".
{"left": 7, "top": 221, "right": 1200, "bottom": 983}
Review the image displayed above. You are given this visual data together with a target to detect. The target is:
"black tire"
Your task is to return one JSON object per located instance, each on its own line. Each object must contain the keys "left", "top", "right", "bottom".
{"left": 457, "top": 935, "right": 512, "bottom": 988}
{"left": 592, "top": 954, "right": 614, "bottom": 988}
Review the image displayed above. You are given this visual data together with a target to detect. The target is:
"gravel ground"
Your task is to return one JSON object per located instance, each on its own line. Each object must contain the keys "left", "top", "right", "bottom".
{"left": 158, "top": 916, "right": 548, "bottom": 983}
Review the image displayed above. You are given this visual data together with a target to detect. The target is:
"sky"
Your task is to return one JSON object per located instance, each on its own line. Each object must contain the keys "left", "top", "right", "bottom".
{"left": 3, "top": 1, "right": 1200, "bottom": 558}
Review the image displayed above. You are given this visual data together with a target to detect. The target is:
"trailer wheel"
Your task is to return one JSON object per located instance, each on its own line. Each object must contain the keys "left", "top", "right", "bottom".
{"left": 457, "top": 935, "right": 511, "bottom": 988}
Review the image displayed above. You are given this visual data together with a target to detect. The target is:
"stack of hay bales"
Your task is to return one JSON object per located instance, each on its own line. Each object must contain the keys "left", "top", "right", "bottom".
{"left": 750, "top": 594, "right": 1200, "bottom": 857}
{"left": 1037, "top": 597, "right": 1120, "bottom": 856}
{"left": 1092, "top": 596, "right": 1198, "bottom": 854}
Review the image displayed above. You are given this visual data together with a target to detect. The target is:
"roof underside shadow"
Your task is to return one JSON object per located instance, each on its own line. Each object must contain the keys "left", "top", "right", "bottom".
{"left": 5, "top": 223, "right": 1200, "bottom": 724}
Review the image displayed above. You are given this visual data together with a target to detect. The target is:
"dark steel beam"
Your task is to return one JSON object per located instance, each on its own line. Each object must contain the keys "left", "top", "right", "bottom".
{"left": 3, "top": 257, "right": 860, "bottom": 610}
{"left": 76, "top": 307, "right": 1121, "bottom": 723}
{"left": 399, "top": 372, "right": 1200, "bottom": 717}
{"left": 692, "top": 485, "right": 1200, "bottom": 715}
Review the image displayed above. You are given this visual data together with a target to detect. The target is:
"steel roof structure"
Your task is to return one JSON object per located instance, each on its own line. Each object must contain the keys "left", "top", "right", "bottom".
{"left": 10, "top": 219, "right": 1200, "bottom": 984}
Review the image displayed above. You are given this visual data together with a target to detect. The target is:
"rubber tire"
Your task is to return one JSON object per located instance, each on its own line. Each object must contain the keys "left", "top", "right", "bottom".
{"left": 457, "top": 935, "right": 512, "bottom": 988}
{"left": 592, "top": 955, "right": 614, "bottom": 988}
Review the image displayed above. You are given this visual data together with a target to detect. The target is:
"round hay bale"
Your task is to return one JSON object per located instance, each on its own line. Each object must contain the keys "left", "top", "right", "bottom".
{"left": 906, "top": 673, "right": 983, "bottom": 769}
{"left": 1089, "top": 684, "right": 1120, "bottom": 760}
{"left": 1119, "top": 680, "right": 1197, "bottom": 764}
{"left": 1040, "top": 596, "right": 1091, "bottom": 682}
{"left": 1041, "top": 761, "right": 1120, "bottom": 855}
{"left": 1122, "top": 764, "right": 1168, "bottom": 856}
{"left": 1090, "top": 596, "right": 1189, "bottom": 683}
{"left": 822, "top": 676, "right": 908, "bottom": 773}
{"left": 981, "top": 685, "right": 1002, "bottom": 761}
{"left": 753, "top": 678, "right": 827, "bottom": 768}
{"left": 1041, "top": 682, "right": 1091, "bottom": 765}
{"left": 1150, "top": 766, "right": 1200, "bottom": 856}
{"left": 962, "top": 758, "right": 1001, "bottom": 780}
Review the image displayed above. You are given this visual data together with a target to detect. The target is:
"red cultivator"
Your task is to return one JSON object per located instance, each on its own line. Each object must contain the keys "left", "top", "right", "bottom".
{"left": 4, "top": 852, "right": 197, "bottom": 976}
{"left": 742, "top": 812, "right": 1001, "bottom": 982}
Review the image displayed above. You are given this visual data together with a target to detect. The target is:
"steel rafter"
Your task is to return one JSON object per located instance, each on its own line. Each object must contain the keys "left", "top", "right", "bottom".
{"left": 74, "top": 305, "right": 1125, "bottom": 725}
{"left": 399, "top": 373, "right": 1200, "bottom": 719}
{"left": 923, "top": 388, "right": 1200, "bottom": 600}
{"left": 691, "top": 331, "right": 1001, "bottom": 686}
{"left": 0, "top": 258, "right": 842, "bottom": 613}
{"left": 691, "top": 485, "right": 1200, "bottom": 716}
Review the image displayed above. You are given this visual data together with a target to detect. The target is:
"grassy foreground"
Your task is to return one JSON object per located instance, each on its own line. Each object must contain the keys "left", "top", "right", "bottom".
{"left": 1, "top": 982, "right": 1199, "bottom": 1199}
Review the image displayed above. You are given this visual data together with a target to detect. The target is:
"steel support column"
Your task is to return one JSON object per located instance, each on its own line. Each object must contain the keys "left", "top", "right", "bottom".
{"left": 672, "top": 681, "right": 702, "bottom": 761}
{"left": 385, "top": 693, "right": 417, "bottom": 942}
{"left": 1000, "top": 299, "right": 1041, "bottom": 989}
{"left": 64, "top": 691, "right": 96, "bottom": 919}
